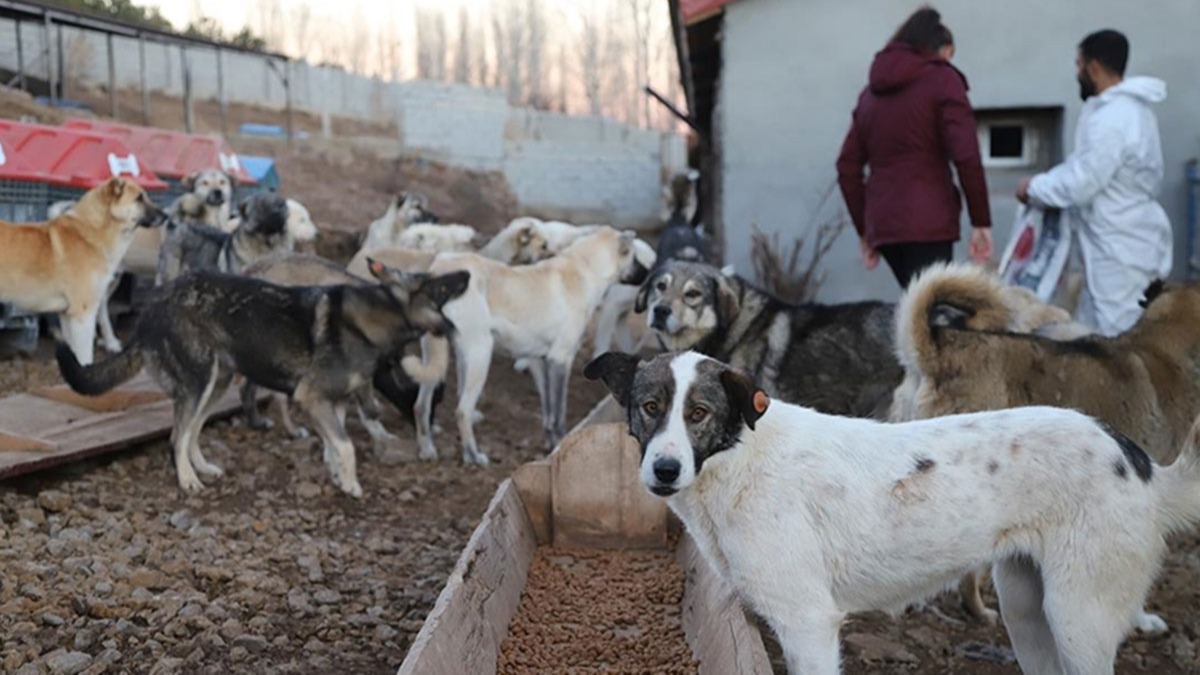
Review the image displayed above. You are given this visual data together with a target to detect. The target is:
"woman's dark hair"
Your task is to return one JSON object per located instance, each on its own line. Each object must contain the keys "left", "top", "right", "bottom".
{"left": 891, "top": 6, "right": 953, "bottom": 52}
{"left": 1080, "top": 29, "right": 1129, "bottom": 76}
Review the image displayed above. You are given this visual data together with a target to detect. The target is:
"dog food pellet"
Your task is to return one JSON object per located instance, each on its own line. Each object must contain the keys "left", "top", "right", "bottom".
{"left": 497, "top": 547, "right": 700, "bottom": 674}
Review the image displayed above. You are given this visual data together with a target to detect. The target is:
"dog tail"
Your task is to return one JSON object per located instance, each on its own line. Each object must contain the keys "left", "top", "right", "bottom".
{"left": 894, "top": 262, "right": 1016, "bottom": 376}
{"left": 400, "top": 334, "right": 450, "bottom": 386}
{"left": 55, "top": 340, "right": 144, "bottom": 396}
{"left": 1157, "top": 415, "right": 1200, "bottom": 534}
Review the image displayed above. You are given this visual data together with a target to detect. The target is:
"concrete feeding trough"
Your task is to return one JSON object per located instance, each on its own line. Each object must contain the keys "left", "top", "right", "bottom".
{"left": 396, "top": 396, "right": 771, "bottom": 674}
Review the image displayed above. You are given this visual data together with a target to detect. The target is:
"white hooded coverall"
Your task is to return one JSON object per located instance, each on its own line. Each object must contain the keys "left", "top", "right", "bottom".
{"left": 1027, "top": 76, "right": 1173, "bottom": 336}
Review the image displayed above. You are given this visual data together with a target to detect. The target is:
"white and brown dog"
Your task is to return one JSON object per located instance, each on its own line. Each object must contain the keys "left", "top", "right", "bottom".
{"left": 587, "top": 350, "right": 1200, "bottom": 675}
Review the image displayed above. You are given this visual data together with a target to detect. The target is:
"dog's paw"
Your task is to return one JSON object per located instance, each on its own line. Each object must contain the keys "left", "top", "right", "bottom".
{"left": 472, "top": 411, "right": 485, "bottom": 424}
{"left": 248, "top": 417, "right": 274, "bottom": 431}
{"left": 178, "top": 473, "right": 205, "bottom": 493}
{"left": 194, "top": 461, "right": 224, "bottom": 478}
{"left": 102, "top": 340, "right": 123, "bottom": 354}
{"left": 339, "top": 480, "right": 364, "bottom": 499}
{"left": 978, "top": 607, "right": 1000, "bottom": 626}
{"left": 1134, "top": 611, "right": 1169, "bottom": 635}
{"left": 465, "top": 449, "right": 491, "bottom": 467}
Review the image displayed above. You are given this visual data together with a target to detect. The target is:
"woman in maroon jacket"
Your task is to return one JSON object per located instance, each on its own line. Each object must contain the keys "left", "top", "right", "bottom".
{"left": 837, "top": 7, "right": 992, "bottom": 288}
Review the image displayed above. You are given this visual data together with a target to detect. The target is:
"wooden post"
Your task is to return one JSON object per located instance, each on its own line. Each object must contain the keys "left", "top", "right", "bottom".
{"left": 15, "top": 21, "right": 25, "bottom": 92}
{"left": 215, "top": 47, "right": 227, "bottom": 136}
{"left": 106, "top": 33, "right": 117, "bottom": 118}
{"left": 55, "top": 21, "right": 63, "bottom": 101}
{"left": 320, "top": 68, "right": 331, "bottom": 139}
{"left": 181, "top": 46, "right": 193, "bottom": 133}
{"left": 283, "top": 59, "right": 294, "bottom": 146}
{"left": 138, "top": 34, "right": 149, "bottom": 125}
{"left": 42, "top": 15, "right": 54, "bottom": 105}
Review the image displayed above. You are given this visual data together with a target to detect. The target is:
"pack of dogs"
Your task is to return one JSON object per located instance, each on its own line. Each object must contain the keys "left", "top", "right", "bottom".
{"left": 7, "top": 168, "right": 1200, "bottom": 673}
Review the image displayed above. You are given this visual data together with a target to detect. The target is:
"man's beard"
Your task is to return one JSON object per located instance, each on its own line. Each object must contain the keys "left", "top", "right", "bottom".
{"left": 1078, "top": 71, "right": 1097, "bottom": 101}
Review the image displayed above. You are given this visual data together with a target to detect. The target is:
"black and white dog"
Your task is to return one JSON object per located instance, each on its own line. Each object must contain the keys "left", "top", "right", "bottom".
{"left": 587, "top": 350, "right": 1200, "bottom": 675}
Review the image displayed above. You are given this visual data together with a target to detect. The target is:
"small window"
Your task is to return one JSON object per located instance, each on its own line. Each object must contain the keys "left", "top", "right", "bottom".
{"left": 989, "top": 125, "right": 1025, "bottom": 159}
{"left": 977, "top": 121, "right": 1036, "bottom": 168}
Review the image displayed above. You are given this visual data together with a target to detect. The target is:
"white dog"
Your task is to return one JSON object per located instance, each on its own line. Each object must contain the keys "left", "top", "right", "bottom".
{"left": 363, "top": 192, "right": 437, "bottom": 250}
{"left": 416, "top": 226, "right": 652, "bottom": 465}
{"left": 587, "top": 349, "right": 1200, "bottom": 675}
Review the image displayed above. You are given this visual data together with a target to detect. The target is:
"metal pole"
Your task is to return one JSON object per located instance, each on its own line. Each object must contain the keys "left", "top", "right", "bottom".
{"left": 42, "top": 15, "right": 54, "bottom": 105}
{"left": 181, "top": 46, "right": 193, "bottom": 132}
{"left": 15, "top": 21, "right": 24, "bottom": 92}
{"left": 283, "top": 59, "right": 294, "bottom": 146}
{"left": 138, "top": 33, "right": 149, "bottom": 125}
{"left": 55, "top": 22, "right": 63, "bottom": 101}
{"left": 106, "top": 33, "right": 117, "bottom": 118}
{"left": 216, "top": 47, "right": 227, "bottom": 137}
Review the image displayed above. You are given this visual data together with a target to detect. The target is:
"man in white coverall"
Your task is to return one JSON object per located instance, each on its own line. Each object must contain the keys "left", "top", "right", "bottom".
{"left": 1017, "top": 29, "right": 1172, "bottom": 336}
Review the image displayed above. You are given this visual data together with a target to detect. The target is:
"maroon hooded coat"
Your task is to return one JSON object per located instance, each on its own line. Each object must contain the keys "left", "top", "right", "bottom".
{"left": 837, "top": 43, "right": 991, "bottom": 249}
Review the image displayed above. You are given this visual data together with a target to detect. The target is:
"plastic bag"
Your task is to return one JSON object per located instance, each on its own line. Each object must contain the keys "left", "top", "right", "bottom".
{"left": 997, "top": 204, "right": 1073, "bottom": 302}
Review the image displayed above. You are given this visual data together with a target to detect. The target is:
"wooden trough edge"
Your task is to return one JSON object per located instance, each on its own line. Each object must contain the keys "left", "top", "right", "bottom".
{"left": 396, "top": 395, "right": 772, "bottom": 674}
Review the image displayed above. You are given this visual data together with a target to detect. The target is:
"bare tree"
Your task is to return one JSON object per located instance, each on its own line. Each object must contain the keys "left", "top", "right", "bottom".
{"left": 289, "top": 2, "right": 313, "bottom": 59}
{"left": 576, "top": 6, "right": 604, "bottom": 116}
{"left": 556, "top": 42, "right": 569, "bottom": 113}
{"left": 602, "top": 5, "right": 633, "bottom": 124}
{"left": 253, "top": 0, "right": 286, "bottom": 52}
{"left": 625, "top": 0, "right": 653, "bottom": 127}
{"left": 524, "top": 0, "right": 548, "bottom": 108}
{"left": 346, "top": 6, "right": 370, "bottom": 74}
{"left": 454, "top": 6, "right": 472, "bottom": 84}
{"left": 415, "top": 6, "right": 449, "bottom": 81}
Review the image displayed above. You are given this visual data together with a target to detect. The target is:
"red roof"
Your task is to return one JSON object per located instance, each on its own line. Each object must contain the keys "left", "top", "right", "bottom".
{"left": 0, "top": 120, "right": 168, "bottom": 190}
{"left": 63, "top": 119, "right": 256, "bottom": 185}
{"left": 680, "top": 0, "right": 736, "bottom": 24}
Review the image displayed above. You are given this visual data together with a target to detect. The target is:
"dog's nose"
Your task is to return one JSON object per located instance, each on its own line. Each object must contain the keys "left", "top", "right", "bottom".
{"left": 653, "top": 458, "right": 682, "bottom": 484}
{"left": 653, "top": 305, "right": 672, "bottom": 321}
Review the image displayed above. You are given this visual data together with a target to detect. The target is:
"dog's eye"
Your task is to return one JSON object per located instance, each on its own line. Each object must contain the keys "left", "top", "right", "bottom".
{"left": 642, "top": 401, "right": 660, "bottom": 416}
{"left": 656, "top": 281, "right": 668, "bottom": 291}
{"left": 684, "top": 289, "right": 703, "bottom": 301}
{"left": 688, "top": 407, "right": 709, "bottom": 424}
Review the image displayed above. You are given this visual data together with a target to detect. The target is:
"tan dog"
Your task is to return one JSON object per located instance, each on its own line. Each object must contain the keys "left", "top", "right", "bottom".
{"left": 895, "top": 262, "right": 1197, "bottom": 634}
{"left": 0, "top": 178, "right": 166, "bottom": 364}
{"left": 170, "top": 169, "right": 233, "bottom": 229}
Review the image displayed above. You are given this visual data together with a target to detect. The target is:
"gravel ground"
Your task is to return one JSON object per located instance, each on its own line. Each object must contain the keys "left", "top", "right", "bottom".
{"left": 0, "top": 351, "right": 606, "bottom": 675}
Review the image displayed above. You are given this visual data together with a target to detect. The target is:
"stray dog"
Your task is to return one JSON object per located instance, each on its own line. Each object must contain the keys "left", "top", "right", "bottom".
{"left": 55, "top": 265, "right": 470, "bottom": 497}
{"left": 0, "top": 178, "right": 166, "bottom": 364}
{"left": 415, "top": 226, "right": 650, "bottom": 464}
{"left": 393, "top": 223, "right": 478, "bottom": 253}
{"left": 894, "top": 263, "right": 1200, "bottom": 632}
{"left": 590, "top": 177, "right": 710, "bottom": 359}
{"left": 587, "top": 350, "right": 1200, "bottom": 675}
{"left": 157, "top": 193, "right": 295, "bottom": 283}
{"left": 637, "top": 260, "right": 900, "bottom": 418}
{"left": 363, "top": 192, "right": 438, "bottom": 250}
{"left": 243, "top": 253, "right": 447, "bottom": 445}
{"left": 221, "top": 197, "right": 319, "bottom": 244}
{"left": 169, "top": 170, "right": 233, "bottom": 229}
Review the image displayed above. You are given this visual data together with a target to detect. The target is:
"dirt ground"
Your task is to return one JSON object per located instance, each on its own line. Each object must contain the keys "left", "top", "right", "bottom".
{"left": 0, "top": 344, "right": 608, "bottom": 675}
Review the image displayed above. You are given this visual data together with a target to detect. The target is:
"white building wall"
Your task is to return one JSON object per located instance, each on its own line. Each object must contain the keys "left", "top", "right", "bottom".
{"left": 718, "top": 0, "right": 1200, "bottom": 303}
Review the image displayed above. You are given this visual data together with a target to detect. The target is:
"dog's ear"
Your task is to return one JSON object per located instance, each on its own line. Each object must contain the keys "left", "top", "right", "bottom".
{"left": 930, "top": 302, "right": 971, "bottom": 330}
{"left": 107, "top": 177, "right": 127, "bottom": 200}
{"left": 719, "top": 367, "right": 769, "bottom": 431}
{"left": 236, "top": 196, "right": 250, "bottom": 221}
{"left": 584, "top": 352, "right": 641, "bottom": 409}
{"left": 181, "top": 172, "right": 197, "bottom": 192}
{"left": 423, "top": 271, "right": 471, "bottom": 306}
{"left": 1140, "top": 279, "right": 1166, "bottom": 309}
{"left": 634, "top": 270, "right": 662, "bottom": 314}
{"left": 366, "top": 257, "right": 391, "bottom": 282}
{"left": 715, "top": 274, "right": 740, "bottom": 321}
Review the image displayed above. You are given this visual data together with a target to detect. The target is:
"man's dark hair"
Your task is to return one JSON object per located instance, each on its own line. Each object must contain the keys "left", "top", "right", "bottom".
{"left": 891, "top": 6, "right": 953, "bottom": 52}
{"left": 1080, "top": 29, "right": 1129, "bottom": 75}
